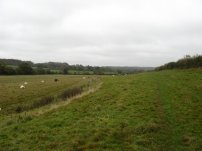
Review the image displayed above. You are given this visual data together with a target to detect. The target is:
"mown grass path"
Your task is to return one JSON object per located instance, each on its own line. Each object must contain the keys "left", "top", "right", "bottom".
{"left": 154, "top": 74, "right": 188, "bottom": 151}
{"left": 0, "top": 70, "right": 201, "bottom": 151}
{"left": 153, "top": 70, "right": 202, "bottom": 151}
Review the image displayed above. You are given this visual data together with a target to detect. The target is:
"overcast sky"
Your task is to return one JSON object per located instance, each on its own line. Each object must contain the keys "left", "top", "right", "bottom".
{"left": 0, "top": 0, "right": 202, "bottom": 66}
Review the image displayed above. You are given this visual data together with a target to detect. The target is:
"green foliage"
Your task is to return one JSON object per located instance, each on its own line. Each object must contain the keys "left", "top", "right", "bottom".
{"left": 58, "top": 87, "right": 83, "bottom": 100}
{"left": 35, "top": 62, "right": 69, "bottom": 70}
{"left": 0, "top": 59, "right": 33, "bottom": 66}
{"left": 0, "top": 62, "right": 16, "bottom": 75}
{"left": 0, "top": 58, "right": 153, "bottom": 75}
{"left": 32, "top": 96, "right": 54, "bottom": 109}
{"left": 0, "top": 62, "right": 6, "bottom": 75}
{"left": 17, "top": 62, "right": 33, "bottom": 75}
{"left": 93, "top": 67, "right": 104, "bottom": 75}
{"left": 35, "top": 67, "right": 46, "bottom": 74}
{"left": 63, "top": 67, "right": 69, "bottom": 74}
{"left": 156, "top": 55, "right": 202, "bottom": 70}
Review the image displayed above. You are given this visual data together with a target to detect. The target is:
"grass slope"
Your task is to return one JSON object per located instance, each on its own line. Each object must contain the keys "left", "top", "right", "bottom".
{"left": 0, "top": 70, "right": 201, "bottom": 151}
{"left": 0, "top": 75, "right": 94, "bottom": 114}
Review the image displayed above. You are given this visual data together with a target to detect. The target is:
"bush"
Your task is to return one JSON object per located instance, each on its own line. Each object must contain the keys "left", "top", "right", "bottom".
{"left": 0, "top": 63, "right": 16, "bottom": 75}
{"left": 156, "top": 55, "right": 202, "bottom": 70}
{"left": 15, "top": 106, "right": 24, "bottom": 113}
{"left": 32, "top": 96, "right": 54, "bottom": 108}
{"left": 17, "top": 62, "right": 33, "bottom": 75}
{"left": 59, "top": 87, "right": 83, "bottom": 100}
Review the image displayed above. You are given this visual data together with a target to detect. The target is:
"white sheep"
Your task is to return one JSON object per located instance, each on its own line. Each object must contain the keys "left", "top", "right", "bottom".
{"left": 41, "top": 80, "right": 45, "bottom": 83}
{"left": 0, "top": 108, "right": 1, "bottom": 111}
{"left": 20, "top": 85, "right": 25, "bottom": 89}
{"left": 83, "top": 77, "right": 86, "bottom": 80}
{"left": 24, "top": 82, "right": 28, "bottom": 85}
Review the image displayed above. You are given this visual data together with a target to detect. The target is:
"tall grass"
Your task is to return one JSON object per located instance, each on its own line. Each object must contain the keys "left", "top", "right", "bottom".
{"left": 31, "top": 96, "right": 55, "bottom": 108}
{"left": 14, "top": 85, "right": 86, "bottom": 113}
{"left": 58, "top": 87, "right": 83, "bottom": 100}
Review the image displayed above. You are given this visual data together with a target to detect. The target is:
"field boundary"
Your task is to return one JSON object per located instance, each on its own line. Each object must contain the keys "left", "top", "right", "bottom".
{"left": 30, "top": 82, "right": 103, "bottom": 116}
{"left": 0, "top": 82, "right": 103, "bottom": 128}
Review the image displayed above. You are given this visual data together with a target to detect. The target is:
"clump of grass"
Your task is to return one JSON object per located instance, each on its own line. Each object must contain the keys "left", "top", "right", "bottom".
{"left": 14, "top": 86, "right": 85, "bottom": 113}
{"left": 6, "top": 120, "right": 14, "bottom": 126}
{"left": 59, "top": 87, "right": 83, "bottom": 100}
{"left": 134, "top": 123, "right": 160, "bottom": 135}
{"left": 32, "top": 96, "right": 54, "bottom": 109}
{"left": 15, "top": 105, "right": 24, "bottom": 113}
{"left": 182, "top": 135, "right": 194, "bottom": 146}
{"left": 17, "top": 115, "right": 33, "bottom": 123}
{"left": 15, "top": 96, "right": 54, "bottom": 113}
{"left": 23, "top": 115, "right": 33, "bottom": 122}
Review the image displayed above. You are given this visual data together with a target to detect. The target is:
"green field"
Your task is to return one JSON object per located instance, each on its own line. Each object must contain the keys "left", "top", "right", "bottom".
{"left": 0, "top": 69, "right": 201, "bottom": 151}
{"left": 0, "top": 75, "right": 100, "bottom": 115}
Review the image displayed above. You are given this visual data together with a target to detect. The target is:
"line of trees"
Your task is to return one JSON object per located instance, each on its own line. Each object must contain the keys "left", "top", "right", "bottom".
{"left": 0, "top": 62, "right": 108, "bottom": 75}
{"left": 0, "top": 58, "right": 154, "bottom": 75}
{"left": 0, "top": 61, "right": 113, "bottom": 75}
{"left": 0, "top": 62, "right": 56, "bottom": 75}
{"left": 0, "top": 63, "right": 16, "bottom": 75}
{"left": 156, "top": 55, "right": 202, "bottom": 71}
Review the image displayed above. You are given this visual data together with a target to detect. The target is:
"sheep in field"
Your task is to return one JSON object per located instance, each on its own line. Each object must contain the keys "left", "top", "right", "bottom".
{"left": 20, "top": 85, "right": 25, "bottom": 89}
{"left": 41, "top": 80, "right": 45, "bottom": 83}
{"left": 24, "top": 82, "right": 28, "bottom": 85}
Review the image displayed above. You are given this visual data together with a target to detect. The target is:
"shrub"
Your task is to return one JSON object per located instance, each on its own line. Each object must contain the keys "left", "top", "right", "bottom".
{"left": 59, "top": 87, "right": 83, "bottom": 100}
{"left": 156, "top": 55, "right": 202, "bottom": 70}
{"left": 32, "top": 96, "right": 54, "bottom": 108}
{"left": 15, "top": 106, "right": 24, "bottom": 113}
{"left": 17, "top": 62, "right": 33, "bottom": 75}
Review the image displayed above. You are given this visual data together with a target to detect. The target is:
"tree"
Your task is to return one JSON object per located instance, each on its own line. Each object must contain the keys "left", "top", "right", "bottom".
{"left": 63, "top": 67, "right": 69, "bottom": 74}
{"left": 0, "top": 63, "right": 16, "bottom": 75}
{"left": 17, "top": 63, "right": 33, "bottom": 75}
{"left": 156, "top": 55, "right": 202, "bottom": 70}
{"left": 36, "top": 67, "right": 46, "bottom": 74}
{"left": 0, "top": 62, "right": 6, "bottom": 75}
{"left": 117, "top": 70, "right": 123, "bottom": 75}
{"left": 93, "top": 67, "right": 104, "bottom": 75}
{"left": 4, "top": 66, "right": 16, "bottom": 75}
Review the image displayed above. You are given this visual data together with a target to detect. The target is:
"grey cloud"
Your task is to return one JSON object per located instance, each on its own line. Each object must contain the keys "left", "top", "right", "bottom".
{"left": 0, "top": 0, "right": 202, "bottom": 66}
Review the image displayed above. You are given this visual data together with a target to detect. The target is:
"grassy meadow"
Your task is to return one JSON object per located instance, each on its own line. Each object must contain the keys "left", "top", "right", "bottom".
{"left": 0, "top": 69, "right": 201, "bottom": 150}
{"left": 0, "top": 75, "right": 100, "bottom": 115}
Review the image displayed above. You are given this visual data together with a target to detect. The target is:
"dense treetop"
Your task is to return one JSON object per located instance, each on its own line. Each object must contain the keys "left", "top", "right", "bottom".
{"left": 156, "top": 55, "right": 202, "bottom": 71}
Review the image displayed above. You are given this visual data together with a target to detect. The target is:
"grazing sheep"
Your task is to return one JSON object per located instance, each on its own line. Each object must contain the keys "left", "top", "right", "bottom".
{"left": 20, "top": 85, "right": 25, "bottom": 89}
{"left": 41, "top": 80, "right": 45, "bottom": 83}
{"left": 82, "top": 77, "right": 86, "bottom": 80}
{"left": 112, "top": 75, "right": 115, "bottom": 77}
{"left": 24, "top": 82, "right": 28, "bottom": 85}
{"left": 0, "top": 108, "right": 1, "bottom": 111}
{"left": 54, "top": 78, "right": 59, "bottom": 82}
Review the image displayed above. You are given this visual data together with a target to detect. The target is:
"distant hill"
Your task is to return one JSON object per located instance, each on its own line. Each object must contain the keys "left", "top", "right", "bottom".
{"left": 106, "top": 66, "right": 154, "bottom": 73}
{"left": 0, "top": 59, "right": 68, "bottom": 69}
{"left": 0, "top": 58, "right": 154, "bottom": 75}
{"left": 0, "top": 59, "right": 33, "bottom": 66}
{"left": 35, "top": 62, "right": 69, "bottom": 70}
